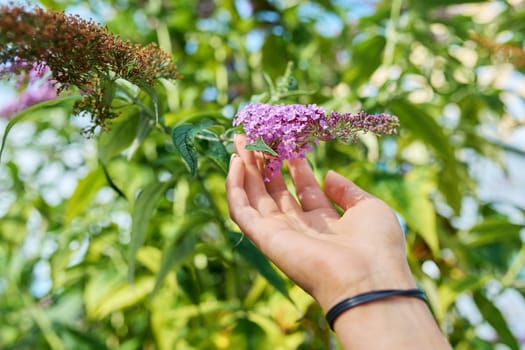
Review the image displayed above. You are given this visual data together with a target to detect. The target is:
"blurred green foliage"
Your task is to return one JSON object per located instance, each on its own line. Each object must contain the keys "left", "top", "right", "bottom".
{"left": 1, "top": 0, "right": 525, "bottom": 349}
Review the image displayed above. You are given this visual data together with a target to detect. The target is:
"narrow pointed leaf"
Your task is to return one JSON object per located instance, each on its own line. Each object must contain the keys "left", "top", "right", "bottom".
{"left": 203, "top": 139, "right": 230, "bottom": 174}
{"left": 126, "top": 113, "right": 153, "bottom": 160}
{"left": 150, "top": 233, "right": 196, "bottom": 297}
{"left": 99, "top": 160, "right": 126, "bottom": 199}
{"left": 150, "top": 213, "right": 211, "bottom": 297}
{"left": 138, "top": 82, "right": 160, "bottom": 124}
{"left": 245, "top": 137, "right": 278, "bottom": 156}
{"left": 172, "top": 124, "right": 201, "bottom": 176}
{"left": 64, "top": 167, "right": 106, "bottom": 224}
{"left": 98, "top": 112, "right": 139, "bottom": 163}
{"left": 388, "top": 98, "right": 464, "bottom": 213}
{"left": 0, "top": 95, "right": 80, "bottom": 161}
{"left": 473, "top": 291, "right": 519, "bottom": 350}
{"left": 128, "top": 181, "right": 171, "bottom": 284}
{"left": 229, "top": 231, "right": 292, "bottom": 303}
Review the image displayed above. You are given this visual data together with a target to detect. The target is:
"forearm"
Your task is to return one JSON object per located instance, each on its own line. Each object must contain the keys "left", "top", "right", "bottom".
{"left": 333, "top": 297, "right": 451, "bottom": 350}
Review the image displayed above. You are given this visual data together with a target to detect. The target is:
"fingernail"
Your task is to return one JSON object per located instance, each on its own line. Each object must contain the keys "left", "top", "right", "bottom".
{"left": 230, "top": 153, "right": 238, "bottom": 163}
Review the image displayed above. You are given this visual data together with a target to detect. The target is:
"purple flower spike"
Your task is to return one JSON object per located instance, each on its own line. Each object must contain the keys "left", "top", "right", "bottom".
{"left": 234, "top": 103, "right": 399, "bottom": 179}
{"left": 0, "top": 61, "right": 58, "bottom": 118}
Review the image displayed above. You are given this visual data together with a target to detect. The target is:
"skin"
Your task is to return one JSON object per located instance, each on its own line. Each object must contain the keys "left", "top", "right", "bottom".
{"left": 226, "top": 135, "right": 452, "bottom": 349}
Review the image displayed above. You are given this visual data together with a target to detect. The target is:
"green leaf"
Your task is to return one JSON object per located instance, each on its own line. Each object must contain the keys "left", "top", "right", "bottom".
{"left": 229, "top": 232, "right": 292, "bottom": 303}
{"left": 138, "top": 82, "right": 160, "bottom": 124}
{"left": 128, "top": 180, "right": 171, "bottom": 284}
{"left": 276, "top": 61, "right": 296, "bottom": 92}
{"left": 172, "top": 124, "right": 201, "bottom": 176}
{"left": 373, "top": 168, "right": 440, "bottom": 256}
{"left": 101, "top": 76, "right": 117, "bottom": 108}
{"left": 438, "top": 275, "right": 489, "bottom": 319}
{"left": 53, "top": 323, "right": 109, "bottom": 350}
{"left": 176, "top": 266, "right": 201, "bottom": 305}
{"left": 245, "top": 137, "right": 278, "bottom": 156}
{"left": 462, "top": 219, "right": 524, "bottom": 246}
{"left": 149, "top": 215, "right": 209, "bottom": 297}
{"left": 126, "top": 113, "right": 153, "bottom": 160}
{"left": 99, "top": 160, "right": 126, "bottom": 199}
{"left": 64, "top": 167, "right": 106, "bottom": 224}
{"left": 0, "top": 95, "right": 80, "bottom": 162}
{"left": 417, "top": 0, "right": 490, "bottom": 7}
{"left": 92, "top": 276, "right": 155, "bottom": 319}
{"left": 345, "top": 35, "right": 386, "bottom": 87}
{"left": 151, "top": 234, "right": 196, "bottom": 297}
{"left": 179, "top": 111, "right": 230, "bottom": 125}
{"left": 388, "top": 99, "right": 464, "bottom": 213}
{"left": 473, "top": 291, "right": 519, "bottom": 350}
{"left": 232, "top": 318, "right": 267, "bottom": 350}
{"left": 97, "top": 111, "right": 139, "bottom": 163}
{"left": 404, "top": 168, "right": 440, "bottom": 256}
{"left": 202, "top": 139, "right": 230, "bottom": 174}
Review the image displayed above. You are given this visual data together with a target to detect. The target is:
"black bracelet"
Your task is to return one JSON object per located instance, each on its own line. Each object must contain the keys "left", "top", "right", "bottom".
{"left": 325, "top": 288, "right": 428, "bottom": 330}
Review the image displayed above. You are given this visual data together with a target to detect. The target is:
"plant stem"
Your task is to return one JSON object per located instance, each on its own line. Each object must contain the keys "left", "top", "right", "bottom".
{"left": 383, "top": 0, "right": 403, "bottom": 68}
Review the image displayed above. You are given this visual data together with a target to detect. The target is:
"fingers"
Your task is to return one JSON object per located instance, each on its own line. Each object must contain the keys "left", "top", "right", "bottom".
{"left": 226, "top": 152, "right": 306, "bottom": 255}
{"left": 226, "top": 154, "right": 263, "bottom": 230}
{"left": 234, "top": 134, "right": 258, "bottom": 166}
{"left": 324, "top": 170, "right": 373, "bottom": 210}
{"left": 233, "top": 135, "right": 280, "bottom": 215}
{"left": 265, "top": 170, "right": 302, "bottom": 213}
{"left": 226, "top": 144, "right": 313, "bottom": 262}
{"left": 288, "top": 158, "right": 334, "bottom": 211}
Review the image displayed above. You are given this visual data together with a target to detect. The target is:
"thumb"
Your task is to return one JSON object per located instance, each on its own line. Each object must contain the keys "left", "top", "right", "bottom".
{"left": 324, "top": 170, "right": 373, "bottom": 210}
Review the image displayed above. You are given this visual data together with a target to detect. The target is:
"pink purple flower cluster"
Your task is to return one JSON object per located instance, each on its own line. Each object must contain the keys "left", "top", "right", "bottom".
{"left": 234, "top": 103, "right": 399, "bottom": 179}
{"left": 0, "top": 61, "right": 57, "bottom": 118}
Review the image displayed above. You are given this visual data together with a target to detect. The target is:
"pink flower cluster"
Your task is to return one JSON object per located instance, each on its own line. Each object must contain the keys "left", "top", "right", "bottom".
{"left": 234, "top": 103, "right": 399, "bottom": 178}
{"left": 0, "top": 61, "right": 57, "bottom": 118}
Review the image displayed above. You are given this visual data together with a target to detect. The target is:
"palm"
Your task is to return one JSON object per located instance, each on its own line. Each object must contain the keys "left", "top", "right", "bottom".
{"left": 227, "top": 135, "right": 410, "bottom": 309}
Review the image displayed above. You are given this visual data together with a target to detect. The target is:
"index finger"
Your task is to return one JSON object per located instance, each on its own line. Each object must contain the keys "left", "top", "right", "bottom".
{"left": 287, "top": 158, "right": 335, "bottom": 212}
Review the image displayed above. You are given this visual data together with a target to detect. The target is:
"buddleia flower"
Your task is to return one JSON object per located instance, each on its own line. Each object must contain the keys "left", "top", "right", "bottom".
{"left": 234, "top": 103, "right": 399, "bottom": 179}
{"left": 0, "top": 3, "right": 181, "bottom": 133}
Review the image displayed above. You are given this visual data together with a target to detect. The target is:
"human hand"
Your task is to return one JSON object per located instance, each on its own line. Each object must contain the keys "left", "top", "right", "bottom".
{"left": 226, "top": 135, "right": 416, "bottom": 312}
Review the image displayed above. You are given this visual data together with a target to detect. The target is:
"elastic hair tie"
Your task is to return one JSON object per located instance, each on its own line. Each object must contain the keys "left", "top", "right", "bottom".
{"left": 325, "top": 288, "right": 428, "bottom": 330}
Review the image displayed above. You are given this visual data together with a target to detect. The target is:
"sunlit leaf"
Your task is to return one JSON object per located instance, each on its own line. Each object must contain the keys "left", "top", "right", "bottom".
{"left": 0, "top": 95, "right": 80, "bottom": 161}
{"left": 136, "top": 246, "right": 162, "bottom": 274}
{"left": 125, "top": 113, "right": 153, "bottom": 160}
{"left": 101, "top": 76, "right": 116, "bottom": 108}
{"left": 473, "top": 291, "right": 519, "bottom": 350}
{"left": 64, "top": 167, "right": 106, "bottom": 224}
{"left": 99, "top": 160, "right": 126, "bottom": 199}
{"left": 137, "top": 81, "right": 160, "bottom": 124}
{"left": 373, "top": 167, "right": 440, "bottom": 256}
{"left": 92, "top": 276, "right": 156, "bottom": 319}
{"left": 345, "top": 35, "right": 386, "bottom": 87}
{"left": 151, "top": 232, "right": 197, "bottom": 297}
{"left": 438, "top": 275, "right": 489, "bottom": 319}
{"left": 461, "top": 219, "right": 524, "bottom": 246}
{"left": 98, "top": 111, "right": 139, "bottom": 163}
{"left": 231, "top": 318, "right": 267, "bottom": 350}
{"left": 128, "top": 181, "right": 171, "bottom": 284}
{"left": 417, "top": 0, "right": 490, "bottom": 7}
{"left": 85, "top": 271, "right": 124, "bottom": 319}
{"left": 53, "top": 323, "right": 109, "bottom": 349}
{"left": 388, "top": 99, "right": 464, "bottom": 213}
{"left": 229, "top": 232, "right": 292, "bottom": 303}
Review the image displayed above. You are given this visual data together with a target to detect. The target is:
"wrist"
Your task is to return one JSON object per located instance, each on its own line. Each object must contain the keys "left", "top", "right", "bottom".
{"left": 331, "top": 294, "right": 451, "bottom": 349}
{"left": 326, "top": 288, "right": 428, "bottom": 330}
{"left": 315, "top": 262, "right": 417, "bottom": 313}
